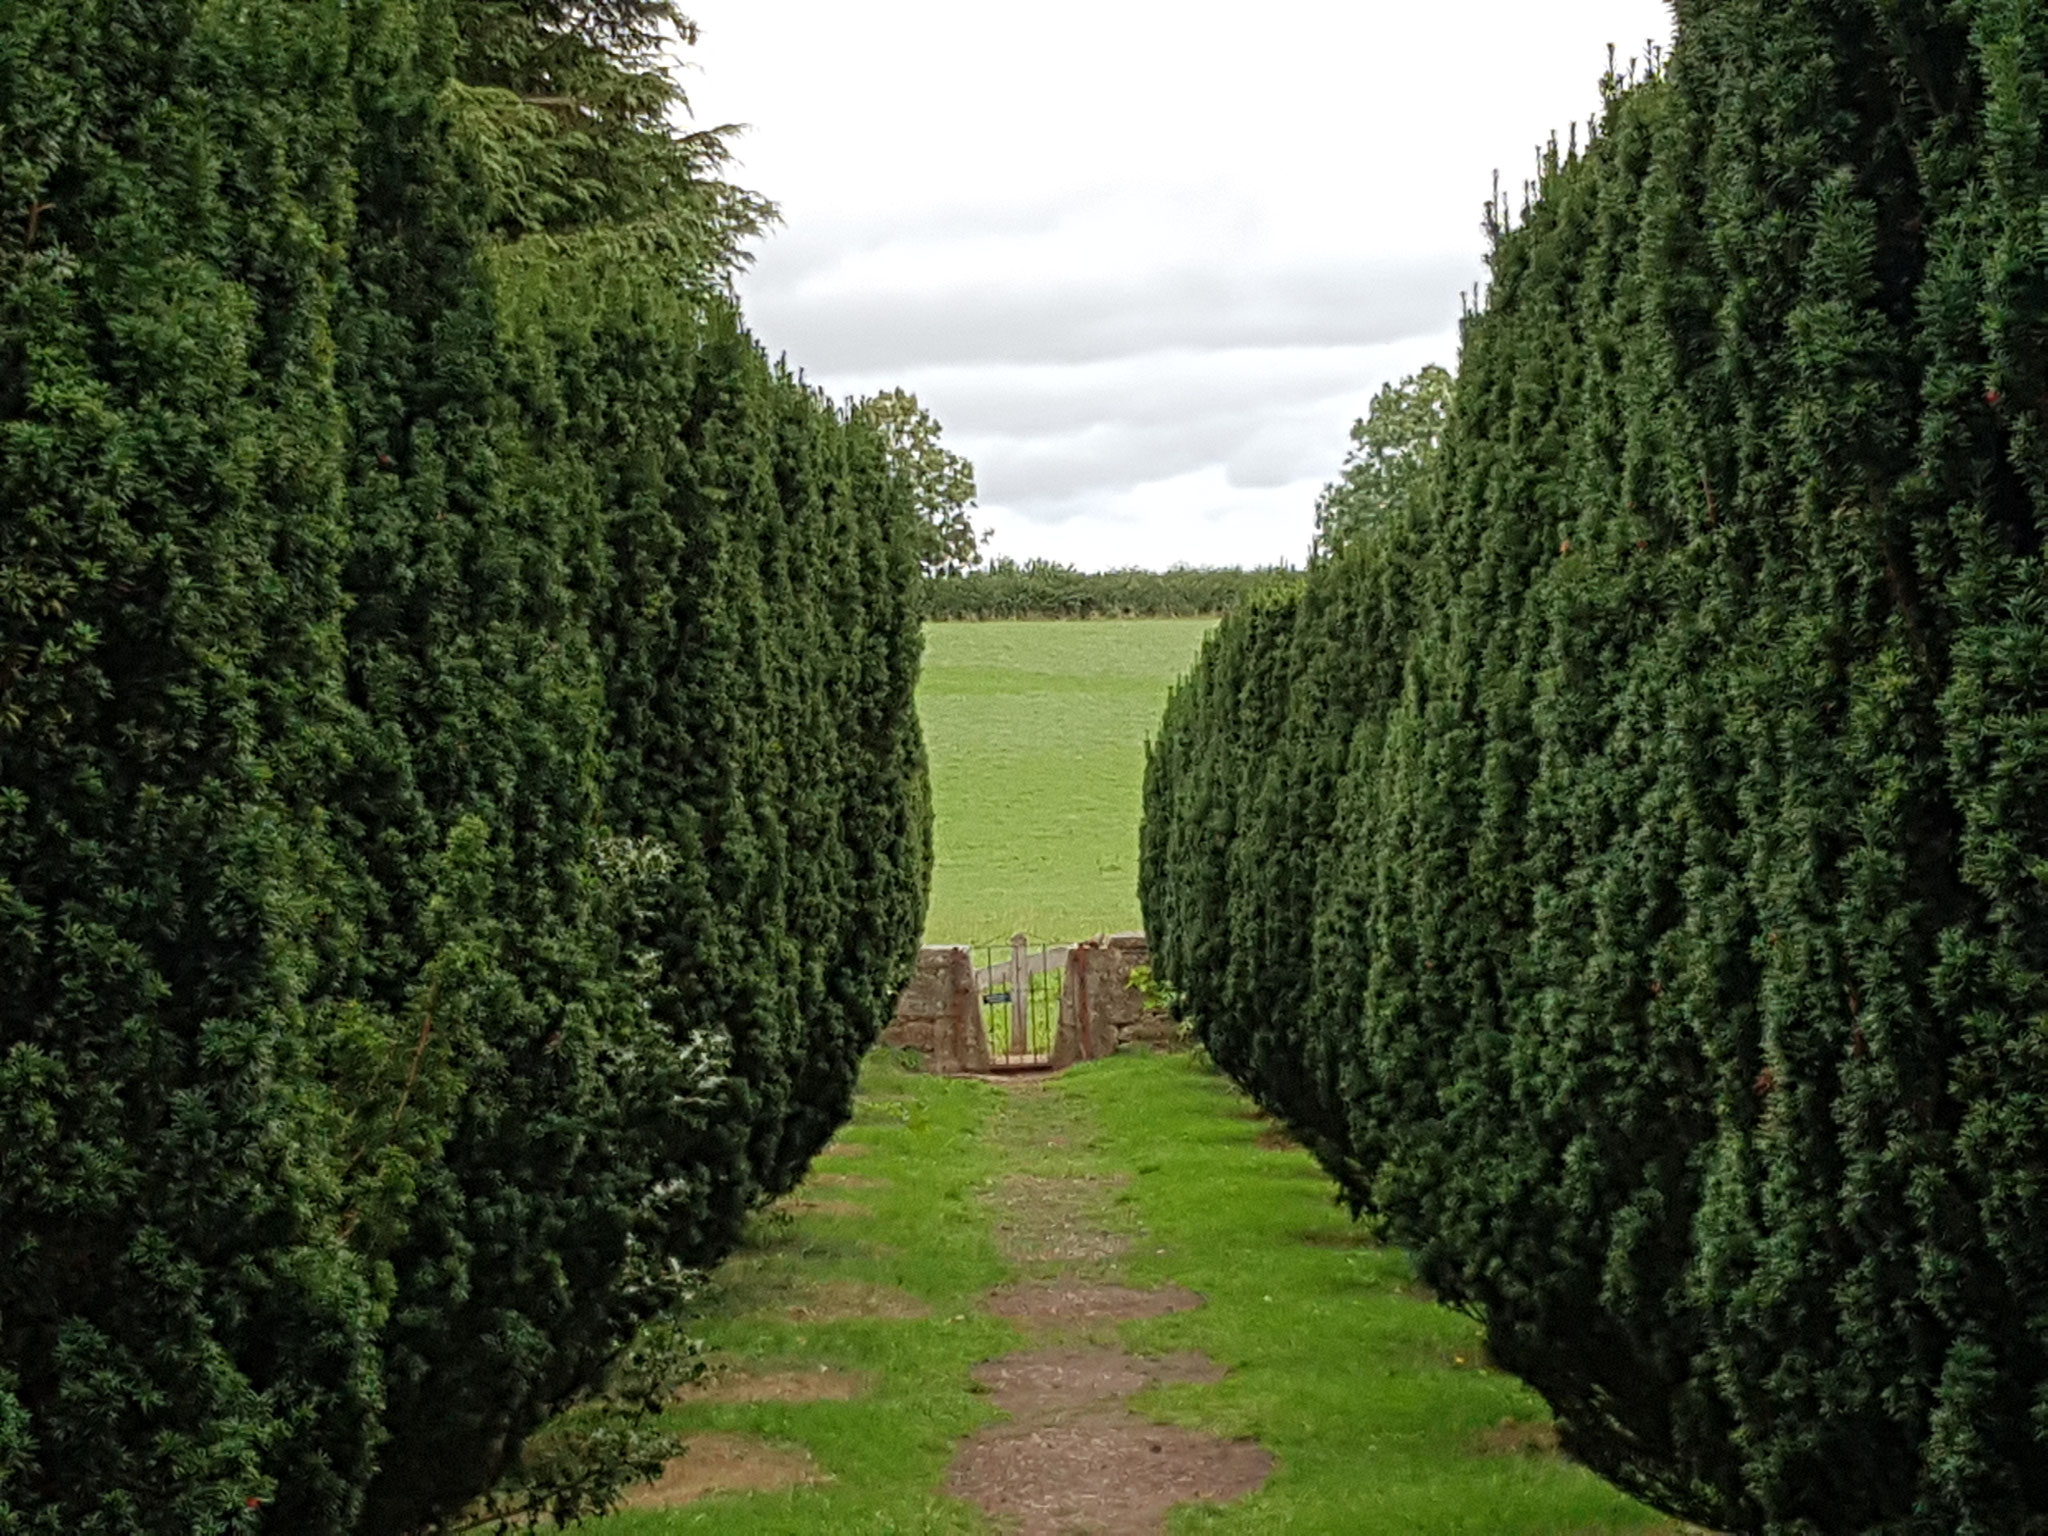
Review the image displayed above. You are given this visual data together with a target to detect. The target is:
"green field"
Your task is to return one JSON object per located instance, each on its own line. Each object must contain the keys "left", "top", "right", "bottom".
{"left": 917, "top": 618, "right": 1213, "bottom": 945}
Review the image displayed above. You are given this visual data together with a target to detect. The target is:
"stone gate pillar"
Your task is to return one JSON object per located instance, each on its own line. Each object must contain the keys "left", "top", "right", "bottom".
{"left": 880, "top": 946, "right": 991, "bottom": 1074}
{"left": 1050, "top": 933, "right": 1174, "bottom": 1069}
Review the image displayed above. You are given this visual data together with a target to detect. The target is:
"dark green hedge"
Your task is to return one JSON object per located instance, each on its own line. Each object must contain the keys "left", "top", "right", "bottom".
{"left": 0, "top": 4, "right": 927, "bottom": 1531}
{"left": 1143, "top": 6, "right": 2048, "bottom": 1531}
{"left": 0, "top": 6, "right": 382, "bottom": 1527}
{"left": 924, "top": 559, "right": 1295, "bottom": 620}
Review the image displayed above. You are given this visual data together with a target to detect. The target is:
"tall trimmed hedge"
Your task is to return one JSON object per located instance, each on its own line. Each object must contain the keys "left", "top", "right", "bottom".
{"left": 1, "top": 4, "right": 927, "bottom": 1530}
{"left": 1143, "top": 6, "right": 2048, "bottom": 1531}
{"left": 0, "top": 6, "right": 383, "bottom": 1526}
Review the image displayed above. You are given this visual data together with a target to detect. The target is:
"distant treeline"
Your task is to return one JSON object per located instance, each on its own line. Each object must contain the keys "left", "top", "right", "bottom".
{"left": 925, "top": 560, "right": 1299, "bottom": 620}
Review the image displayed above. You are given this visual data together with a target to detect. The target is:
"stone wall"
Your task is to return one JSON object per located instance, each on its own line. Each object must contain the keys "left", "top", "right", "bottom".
{"left": 880, "top": 946, "right": 991, "bottom": 1074}
{"left": 1050, "top": 933, "right": 1177, "bottom": 1070}
{"left": 883, "top": 935, "right": 1175, "bottom": 1076}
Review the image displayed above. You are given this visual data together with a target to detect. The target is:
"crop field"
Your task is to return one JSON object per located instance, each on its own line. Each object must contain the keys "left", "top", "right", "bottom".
{"left": 918, "top": 618, "right": 1214, "bottom": 945}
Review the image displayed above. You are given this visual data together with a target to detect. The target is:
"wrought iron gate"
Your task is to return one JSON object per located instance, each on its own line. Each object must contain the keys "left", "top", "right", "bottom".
{"left": 973, "top": 934, "right": 1066, "bottom": 1069}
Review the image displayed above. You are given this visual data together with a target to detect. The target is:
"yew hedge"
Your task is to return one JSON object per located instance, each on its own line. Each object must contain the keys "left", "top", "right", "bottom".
{"left": 0, "top": 4, "right": 927, "bottom": 1531}
{"left": 1143, "top": 5, "right": 2048, "bottom": 1531}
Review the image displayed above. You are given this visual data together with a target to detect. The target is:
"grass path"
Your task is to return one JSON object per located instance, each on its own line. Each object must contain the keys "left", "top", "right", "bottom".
{"left": 590, "top": 1053, "right": 1686, "bottom": 1534}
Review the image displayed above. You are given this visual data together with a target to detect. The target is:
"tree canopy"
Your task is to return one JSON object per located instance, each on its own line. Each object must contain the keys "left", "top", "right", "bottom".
{"left": 1310, "top": 364, "right": 1452, "bottom": 561}
{"left": 855, "top": 388, "right": 985, "bottom": 578}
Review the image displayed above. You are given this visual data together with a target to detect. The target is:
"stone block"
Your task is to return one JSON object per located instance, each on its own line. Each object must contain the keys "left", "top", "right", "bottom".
{"left": 882, "top": 946, "right": 990, "bottom": 1074}
{"left": 1050, "top": 934, "right": 1177, "bottom": 1068}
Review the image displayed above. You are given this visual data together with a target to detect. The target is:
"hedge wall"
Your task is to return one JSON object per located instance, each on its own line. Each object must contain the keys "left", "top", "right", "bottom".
{"left": 1142, "top": 6, "right": 2048, "bottom": 1531}
{"left": 923, "top": 559, "right": 1295, "bottom": 620}
{"left": 0, "top": 4, "right": 927, "bottom": 1531}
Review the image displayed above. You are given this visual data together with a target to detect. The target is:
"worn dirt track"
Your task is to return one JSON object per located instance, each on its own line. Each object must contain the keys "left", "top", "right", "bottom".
{"left": 944, "top": 1078, "right": 1272, "bottom": 1533}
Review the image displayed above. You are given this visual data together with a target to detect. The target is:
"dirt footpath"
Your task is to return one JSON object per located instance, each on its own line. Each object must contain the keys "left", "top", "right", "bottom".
{"left": 617, "top": 1055, "right": 1691, "bottom": 1534}
{"left": 943, "top": 1078, "right": 1272, "bottom": 1534}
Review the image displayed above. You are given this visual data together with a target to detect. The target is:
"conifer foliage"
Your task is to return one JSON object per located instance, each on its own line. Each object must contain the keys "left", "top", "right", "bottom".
{"left": 0, "top": 4, "right": 927, "bottom": 1530}
{"left": 1143, "top": 5, "right": 2048, "bottom": 1530}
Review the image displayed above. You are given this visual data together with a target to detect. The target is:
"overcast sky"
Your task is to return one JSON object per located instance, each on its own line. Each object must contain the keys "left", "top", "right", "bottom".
{"left": 681, "top": 1, "right": 1676, "bottom": 571}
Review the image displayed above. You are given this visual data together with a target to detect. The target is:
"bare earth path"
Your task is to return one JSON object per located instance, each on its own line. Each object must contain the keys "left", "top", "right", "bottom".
{"left": 944, "top": 1078, "right": 1272, "bottom": 1533}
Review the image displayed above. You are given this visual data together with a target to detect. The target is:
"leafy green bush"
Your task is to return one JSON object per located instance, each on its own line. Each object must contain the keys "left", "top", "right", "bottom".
{"left": 1143, "top": 8, "right": 2048, "bottom": 1530}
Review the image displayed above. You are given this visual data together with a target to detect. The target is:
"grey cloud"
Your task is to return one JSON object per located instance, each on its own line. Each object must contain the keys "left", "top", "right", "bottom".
{"left": 1223, "top": 415, "right": 1343, "bottom": 491}
{"left": 967, "top": 422, "right": 1231, "bottom": 503}
{"left": 883, "top": 346, "right": 1395, "bottom": 437}
{"left": 744, "top": 255, "right": 1475, "bottom": 372}
{"left": 991, "top": 489, "right": 1111, "bottom": 529}
{"left": 932, "top": 334, "right": 1474, "bottom": 510}
{"left": 955, "top": 389, "right": 1358, "bottom": 507}
{"left": 730, "top": 215, "right": 1465, "bottom": 536}
{"left": 992, "top": 480, "right": 1318, "bottom": 543}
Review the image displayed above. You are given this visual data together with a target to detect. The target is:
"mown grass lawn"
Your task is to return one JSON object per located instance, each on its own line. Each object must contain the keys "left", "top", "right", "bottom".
{"left": 587, "top": 1051, "right": 1685, "bottom": 1534}
{"left": 917, "top": 619, "right": 1213, "bottom": 946}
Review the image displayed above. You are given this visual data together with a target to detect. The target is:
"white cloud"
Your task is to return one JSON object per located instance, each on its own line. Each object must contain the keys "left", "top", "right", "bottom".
{"left": 992, "top": 466, "right": 1330, "bottom": 570}
{"left": 849, "top": 345, "right": 1407, "bottom": 437}
{"left": 749, "top": 253, "right": 1470, "bottom": 371}
{"left": 822, "top": 332, "right": 1457, "bottom": 561}
{"left": 682, "top": 0, "right": 1677, "bottom": 571}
